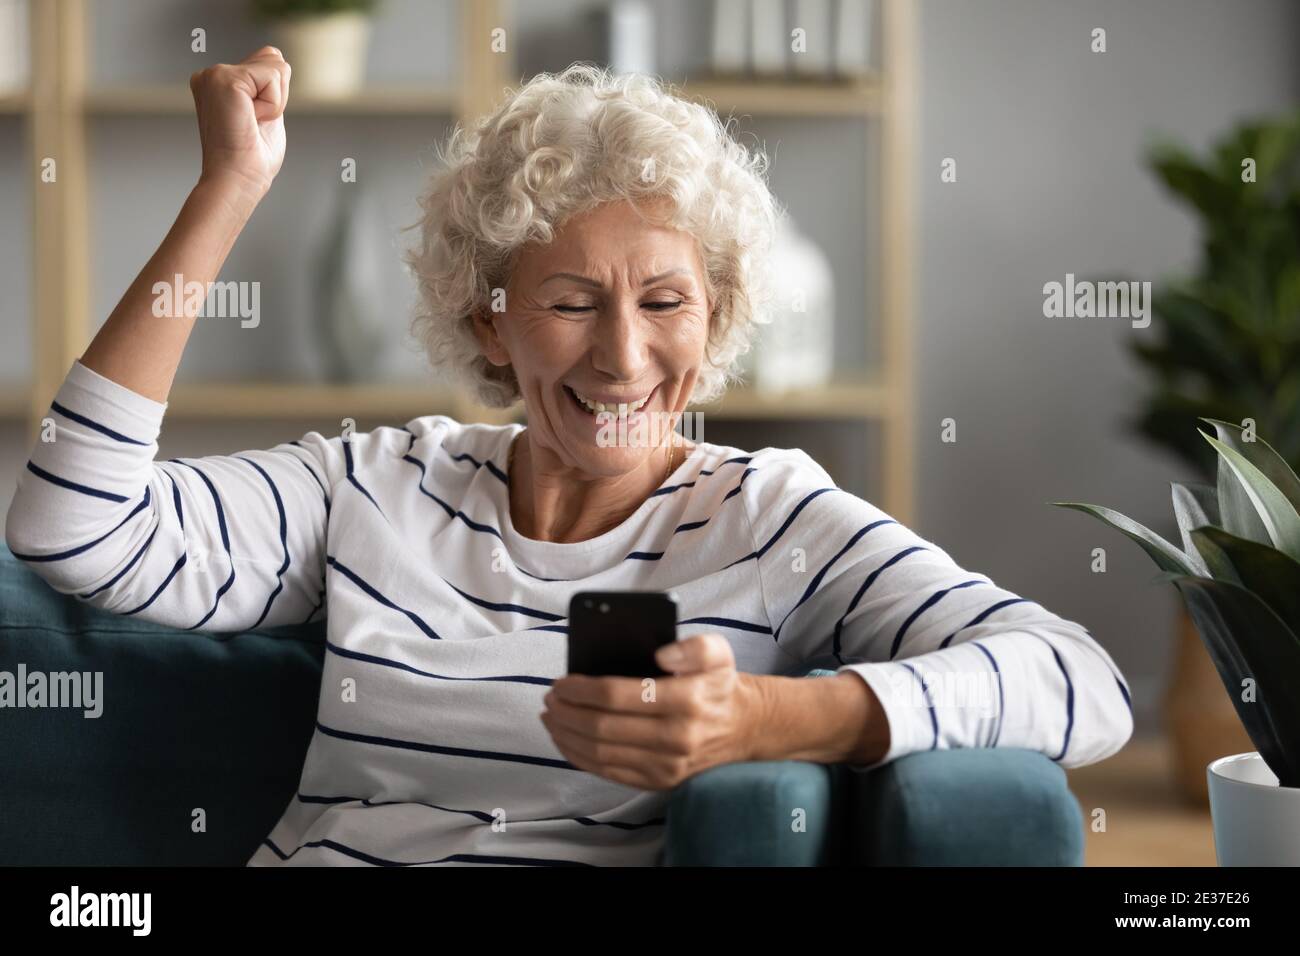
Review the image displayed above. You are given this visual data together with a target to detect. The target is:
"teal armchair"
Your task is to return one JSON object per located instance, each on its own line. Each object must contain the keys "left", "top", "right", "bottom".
{"left": 0, "top": 546, "right": 1084, "bottom": 866}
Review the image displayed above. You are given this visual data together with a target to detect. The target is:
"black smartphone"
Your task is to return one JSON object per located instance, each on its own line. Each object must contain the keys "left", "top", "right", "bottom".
{"left": 567, "top": 590, "right": 678, "bottom": 677}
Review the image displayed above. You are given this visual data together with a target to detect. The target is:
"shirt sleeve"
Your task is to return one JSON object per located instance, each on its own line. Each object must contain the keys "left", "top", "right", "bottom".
{"left": 4, "top": 360, "right": 347, "bottom": 633}
{"left": 739, "top": 447, "right": 1134, "bottom": 772}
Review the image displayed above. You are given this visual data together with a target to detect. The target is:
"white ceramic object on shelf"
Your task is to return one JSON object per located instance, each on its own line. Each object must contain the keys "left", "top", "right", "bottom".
{"left": 0, "top": 0, "right": 29, "bottom": 94}
{"left": 711, "top": 0, "right": 748, "bottom": 75}
{"left": 1207, "top": 752, "right": 1300, "bottom": 865}
{"left": 744, "top": 216, "right": 836, "bottom": 395}
{"left": 606, "top": 0, "right": 655, "bottom": 75}
{"left": 834, "top": 0, "right": 874, "bottom": 79}
{"left": 750, "top": 0, "right": 786, "bottom": 76}
{"left": 270, "top": 11, "right": 373, "bottom": 99}
{"left": 791, "top": 0, "right": 832, "bottom": 77}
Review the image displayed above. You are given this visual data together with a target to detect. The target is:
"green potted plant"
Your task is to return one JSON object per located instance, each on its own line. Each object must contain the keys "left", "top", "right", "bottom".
{"left": 1054, "top": 419, "right": 1300, "bottom": 865}
{"left": 1122, "top": 113, "right": 1300, "bottom": 803}
{"left": 250, "top": 0, "right": 382, "bottom": 98}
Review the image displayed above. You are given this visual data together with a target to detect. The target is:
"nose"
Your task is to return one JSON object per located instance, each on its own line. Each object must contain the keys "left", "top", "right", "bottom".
{"left": 589, "top": 295, "right": 650, "bottom": 383}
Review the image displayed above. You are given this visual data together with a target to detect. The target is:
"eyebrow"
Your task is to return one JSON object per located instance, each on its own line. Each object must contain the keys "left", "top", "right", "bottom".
{"left": 539, "top": 269, "right": 689, "bottom": 288}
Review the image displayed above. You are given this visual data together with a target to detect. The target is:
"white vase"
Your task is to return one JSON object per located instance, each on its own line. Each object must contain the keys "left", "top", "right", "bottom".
{"left": 711, "top": 0, "right": 748, "bottom": 76}
{"left": 270, "top": 12, "right": 373, "bottom": 99}
{"left": 606, "top": 0, "right": 655, "bottom": 75}
{"left": 746, "top": 217, "right": 835, "bottom": 395}
{"left": 1207, "top": 752, "right": 1300, "bottom": 865}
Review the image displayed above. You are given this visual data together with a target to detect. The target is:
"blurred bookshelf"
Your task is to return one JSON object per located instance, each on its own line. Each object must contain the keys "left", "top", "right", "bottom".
{"left": 8, "top": 0, "right": 915, "bottom": 520}
{"left": 84, "top": 85, "right": 461, "bottom": 115}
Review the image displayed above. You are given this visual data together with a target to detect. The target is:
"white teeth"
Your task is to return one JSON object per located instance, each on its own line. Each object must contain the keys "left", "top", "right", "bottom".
{"left": 571, "top": 388, "right": 649, "bottom": 415}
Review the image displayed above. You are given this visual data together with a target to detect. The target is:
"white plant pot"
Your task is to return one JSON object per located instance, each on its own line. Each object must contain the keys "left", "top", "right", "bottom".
{"left": 1207, "top": 752, "right": 1300, "bottom": 865}
{"left": 270, "top": 12, "right": 373, "bottom": 99}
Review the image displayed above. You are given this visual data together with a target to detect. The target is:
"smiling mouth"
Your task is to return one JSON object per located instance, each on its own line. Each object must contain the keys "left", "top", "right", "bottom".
{"left": 564, "top": 384, "right": 655, "bottom": 417}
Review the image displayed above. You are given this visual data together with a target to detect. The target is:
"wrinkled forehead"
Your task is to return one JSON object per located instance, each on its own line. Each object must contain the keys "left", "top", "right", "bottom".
{"left": 509, "top": 200, "right": 704, "bottom": 287}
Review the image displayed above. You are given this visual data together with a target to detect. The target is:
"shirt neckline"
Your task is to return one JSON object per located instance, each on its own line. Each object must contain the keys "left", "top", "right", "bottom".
{"left": 494, "top": 423, "right": 710, "bottom": 558}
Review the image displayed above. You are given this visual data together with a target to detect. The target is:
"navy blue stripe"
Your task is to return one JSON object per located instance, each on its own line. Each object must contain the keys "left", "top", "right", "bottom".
{"left": 343, "top": 439, "right": 384, "bottom": 516}
{"left": 236, "top": 456, "right": 291, "bottom": 629}
{"left": 325, "top": 639, "right": 552, "bottom": 686}
{"left": 10, "top": 486, "right": 151, "bottom": 562}
{"left": 122, "top": 552, "right": 187, "bottom": 617}
{"left": 78, "top": 525, "right": 158, "bottom": 599}
{"left": 650, "top": 456, "right": 753, "bottom": 498}
{"left": 295, "top": 792, "right": 664, "bottom": 831}
{"left": 50, "top": 399, "right": 149, "bottom": 445}
{"left": 680, "top": 615, "right": 770, "bottom": 635}
{"left": 402, "top": 453, "right": 556, "bottom": 585}
{"left": 889, "top": 579, "right": 987, "bottom": 660}
{"left": 969, "top": 640, "right": 1005, "bottom": 747}
{"left": 284, "top": 443, "right": 331, "bottom": 514}
{"left": 443, "top": 578, "right": 564, "bottom": 622}
{"left": 1029, "top": 634, "right": 1074, "bottom": 762}
{"left": 900, "top": 662, "right": 939, "bottom": 750}
{"left": 165, "top": 469, "right": 184, "bottom": 530}
{"left": 262, "top": 836, "right": 592, "bottom": 867}
{"left": 26, "top": 461, "right": 128, "bottom": 502}
{"left": 594, "top": 466, "right": 759, "bottom": 566}
{"left": 1084, "top": 628, "right": 1134, "bottom": 713}
{"left": 326, "top": 555, "right": 441, "bottom": 639}
{"left": 725, "top": 486, "right": 839, "bottom": 569}
{"left": 316, "top": 720, "right": 576, "bottom": 771}
{"left": 1114, "top": 673, "right": 1132, "bottom": 713}
{"left": 829, "top": 545, "right": 927, "bottom": 662}
{"left": 774, "top": 518, "right": 897, "bottom": 642}
{"left": 444, "top": 445, "right": 509, "bottom": 485}
{"left": 939, "top": 597, "right": 1032, "bottom": 648}
{"left": 170, "top": 460, "right": 236, "bottom": 630}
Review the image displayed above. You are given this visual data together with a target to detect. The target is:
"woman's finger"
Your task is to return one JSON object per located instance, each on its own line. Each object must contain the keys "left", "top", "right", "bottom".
{"left": 543, "top": 694, "right": 681, "bottom": 751}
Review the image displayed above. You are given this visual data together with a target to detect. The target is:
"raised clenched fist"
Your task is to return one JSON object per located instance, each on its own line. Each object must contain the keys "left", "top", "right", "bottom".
{"left": 189, "top": 46, "right": 292, "bottom": 197}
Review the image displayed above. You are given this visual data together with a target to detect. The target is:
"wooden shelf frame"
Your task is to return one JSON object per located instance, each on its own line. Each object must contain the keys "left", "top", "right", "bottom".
{"left": 11, "top": 0, "right": 915, "bottom": 521}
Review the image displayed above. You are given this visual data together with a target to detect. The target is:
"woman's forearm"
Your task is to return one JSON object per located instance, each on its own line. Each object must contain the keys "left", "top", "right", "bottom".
{"left": 744, "top": 671, "right": 891, "bottom": 765}
{"left": 78, "top": 172, "right": 264, "bottom": 403}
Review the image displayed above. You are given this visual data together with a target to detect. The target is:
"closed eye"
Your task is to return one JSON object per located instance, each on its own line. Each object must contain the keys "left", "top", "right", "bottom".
{"left": 554, "top": 301, "right": 683, "bottom": 314}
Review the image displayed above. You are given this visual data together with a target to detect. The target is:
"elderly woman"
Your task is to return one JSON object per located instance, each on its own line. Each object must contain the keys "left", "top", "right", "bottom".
{"left": 5, "top": 49, "right": 1131, "bottom": 866}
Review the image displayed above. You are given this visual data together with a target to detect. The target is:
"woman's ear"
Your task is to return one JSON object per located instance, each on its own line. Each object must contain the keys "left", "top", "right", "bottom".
{"left": 470, "top": 309, "right": 511, "bottom": 367}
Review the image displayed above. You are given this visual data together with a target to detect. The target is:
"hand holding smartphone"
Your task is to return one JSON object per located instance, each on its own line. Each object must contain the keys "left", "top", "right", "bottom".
{"left": 566, "top": 590, "right": 678, "bottom": 677}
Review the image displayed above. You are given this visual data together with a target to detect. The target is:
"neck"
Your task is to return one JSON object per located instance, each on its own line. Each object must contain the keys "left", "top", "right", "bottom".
{"left": 507, "top": 432, "right": 690, "bottom": 543}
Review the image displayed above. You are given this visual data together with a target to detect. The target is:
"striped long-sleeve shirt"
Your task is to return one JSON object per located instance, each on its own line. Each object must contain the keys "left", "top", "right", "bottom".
{"left": 5, "top": 360, "right": 1133, "bottom": 866}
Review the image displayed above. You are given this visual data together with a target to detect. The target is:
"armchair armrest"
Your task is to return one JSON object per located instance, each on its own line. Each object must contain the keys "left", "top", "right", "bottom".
{"left": 849, "top": 748, "right": 1085, "bottom": 865}
{"left": 662, "top": 760, "right": 847, "bottom": 865}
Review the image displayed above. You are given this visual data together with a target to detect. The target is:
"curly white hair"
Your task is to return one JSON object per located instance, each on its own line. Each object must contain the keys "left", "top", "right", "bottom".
{"left": 402, "top": 62, "right": 784, "bottom": 408}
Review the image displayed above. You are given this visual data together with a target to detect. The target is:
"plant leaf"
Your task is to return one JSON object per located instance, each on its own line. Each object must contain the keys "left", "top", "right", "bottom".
{"left": 1215, "top": 448, "right": 1270, "bottom": 544}
{"left": 1189, "top": 529, "right": 1241, "bottom": 585}
{"left": 1202, "top": 432, "right": 1300, "bottom": 561}
{"left": 1051, "top": 501, "right": 1197, "bottom": 575}
{"left": 1201, "top": 417, "right": 1300, "bottom": 514}
{"left": 1169, "top": 574, "right": 1300, "bottom": 787}
{"left": 1190, "top": 526, "right": 1300, "bottom": 643}
{"left": 1169, "top": 481, "right": 1216, "bottom": 576}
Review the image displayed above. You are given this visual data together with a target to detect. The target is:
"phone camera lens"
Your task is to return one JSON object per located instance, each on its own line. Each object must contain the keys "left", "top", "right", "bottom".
{"left": 599, "top": 602, "right": 610, "bottom": 613}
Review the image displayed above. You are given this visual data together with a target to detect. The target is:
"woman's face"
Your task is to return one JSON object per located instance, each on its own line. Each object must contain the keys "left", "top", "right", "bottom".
{"left": 474, "top": 199, "right": 712, "bottom": 478}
